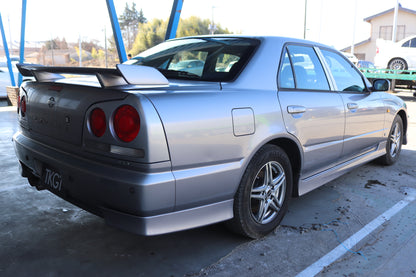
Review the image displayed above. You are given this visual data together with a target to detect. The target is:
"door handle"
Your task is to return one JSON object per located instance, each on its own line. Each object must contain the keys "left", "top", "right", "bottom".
{"left": 347, "top": 103, "right": 358, "bottom": 110}
{"left": 287, "top": 105, "right": 306, "bottom": 114}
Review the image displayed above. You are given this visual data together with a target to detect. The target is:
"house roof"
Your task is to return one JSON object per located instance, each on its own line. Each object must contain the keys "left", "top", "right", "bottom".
{"left": 340, "top": 38, "right": 371, "bottom": 52}
{"left": 364, "top": 4, "right": 416, "bottom": 22}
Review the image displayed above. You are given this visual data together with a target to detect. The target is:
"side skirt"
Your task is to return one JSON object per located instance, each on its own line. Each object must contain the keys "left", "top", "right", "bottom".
{"left": 298, "top": 141, "right": 387, "bottom": 196}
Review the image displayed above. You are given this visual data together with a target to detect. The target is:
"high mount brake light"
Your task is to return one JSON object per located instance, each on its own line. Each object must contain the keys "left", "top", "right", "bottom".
{"left": 90, "top": 108, "right": 106, "bottom": 137}
{"left": 113, "top": 105, "right": 140, "bottom": 142}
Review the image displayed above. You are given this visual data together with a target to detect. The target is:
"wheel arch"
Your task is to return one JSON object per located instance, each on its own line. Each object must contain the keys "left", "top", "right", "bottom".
{"left": 397, "top": 109, "right": 408, "bottom": 145}
{"left": 267, "top": 137, "right": 302, "bottom": 198}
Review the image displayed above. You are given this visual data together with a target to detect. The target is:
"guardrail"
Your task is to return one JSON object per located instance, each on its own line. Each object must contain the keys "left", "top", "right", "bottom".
{"left": 360, "top": 68, "right": 416, "bottom": 81}
{"left": 360, "top": 68, "right": 416, "bottom": 96}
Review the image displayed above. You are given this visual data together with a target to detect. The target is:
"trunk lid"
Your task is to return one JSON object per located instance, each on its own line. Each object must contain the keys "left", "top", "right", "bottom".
{"left": 22, "top": 80, "right": 128, "bottom": 146}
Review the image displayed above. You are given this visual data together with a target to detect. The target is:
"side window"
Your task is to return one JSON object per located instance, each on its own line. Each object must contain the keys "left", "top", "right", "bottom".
{"left": 215, "top": 54, "right": 240, "bottom": 72}
{"left": 167, "top": 50, "right": 207, "bottom": 76}
{"left": 402, "top": 40, "right": 410, "bottom": 47}
{"left": 321, "top": 49, "right": 366, "bottom": 92}
{"left": 279, "top": 51, "right": 295, "bottom": 88}
{"left": 402, "top": 38, "right": 416, "bottom": 48}
{"left": 411, "top": 38, "right": 416, "bottom": 48}
{"left": 279, "top": 45, "right": 330, "bottom": 90}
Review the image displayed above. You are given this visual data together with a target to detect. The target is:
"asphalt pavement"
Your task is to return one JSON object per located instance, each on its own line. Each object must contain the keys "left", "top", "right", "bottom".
{"left": 1, "top": 91, "right": 416, "bottom": 276}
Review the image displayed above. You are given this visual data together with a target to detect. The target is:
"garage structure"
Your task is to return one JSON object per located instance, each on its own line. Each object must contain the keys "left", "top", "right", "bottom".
{"left": 0, "top": 0, "right": 184, "bottom": 88}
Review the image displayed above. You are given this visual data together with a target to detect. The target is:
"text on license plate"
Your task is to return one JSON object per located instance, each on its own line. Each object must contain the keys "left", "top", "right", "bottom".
{"left": 43, "top": 167, "right": 63, "bottom": 191}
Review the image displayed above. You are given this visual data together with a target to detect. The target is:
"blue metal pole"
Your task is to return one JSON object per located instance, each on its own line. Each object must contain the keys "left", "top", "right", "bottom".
{"left": 106, "top": 0, "right": 127, "bottom": 63}
{"left": 18, "top": 0, "right": 27, "bottom": 86}
{"left": 165, "top": 0, "right": 183, "bottom": 40}
{"left": 0, "top": 12, "right": 15, "bottom": 86}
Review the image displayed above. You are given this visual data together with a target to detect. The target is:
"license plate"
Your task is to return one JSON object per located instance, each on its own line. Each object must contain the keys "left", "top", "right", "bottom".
{"left": 42, "top": 166, "right": 63, "bottom": 192}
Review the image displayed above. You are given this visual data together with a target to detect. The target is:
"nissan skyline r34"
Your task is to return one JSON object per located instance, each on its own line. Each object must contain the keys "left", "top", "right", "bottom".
{"left": 13, "top": 36, "right": 407, "bottom": 238}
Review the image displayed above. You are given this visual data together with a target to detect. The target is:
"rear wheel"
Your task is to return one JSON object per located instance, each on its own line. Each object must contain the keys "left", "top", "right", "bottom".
{"left": 388, "top": 58, "right": 407, "bottom": 70}
{"left": 378, "top": 115, "right": 403, "bottom": 165}
{"left": 227, "top": 145, "right": 292, "bottom": 239}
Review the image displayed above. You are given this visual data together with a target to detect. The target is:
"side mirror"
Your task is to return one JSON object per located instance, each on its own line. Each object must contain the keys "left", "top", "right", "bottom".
{"left": 372, "top": 79, "right": 390, "bottom": 91}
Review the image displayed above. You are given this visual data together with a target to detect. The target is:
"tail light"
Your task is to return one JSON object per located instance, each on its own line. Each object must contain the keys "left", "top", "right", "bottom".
{"left": 89, "top": 108, "right": 106, "bottom": 137}
{"left": 113, "top": 105, "right": 140, "bottom": 142}
{"left": 376, "top": 47, "right": 379, "bottom": 54}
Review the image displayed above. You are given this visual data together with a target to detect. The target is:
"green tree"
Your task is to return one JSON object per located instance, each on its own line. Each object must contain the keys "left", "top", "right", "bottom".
{"left": 119, "top": 2, "right": 147, "bottom": 50}
{"left": 130, "top": 19, "right": 167, "bottom": 55}
{"left": 129, "top": 16, "right": 231, "bottom": 56}
{"left": 138, "top": 8, "right": 146, "bottom": 24}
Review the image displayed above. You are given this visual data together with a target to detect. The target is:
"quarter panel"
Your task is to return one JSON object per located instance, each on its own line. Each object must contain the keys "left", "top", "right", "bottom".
{"left": 145, "top": 87, "right": 287, "bottom": 209}
{"left": 82, "top": 93, "right": 171, "bottom": 163}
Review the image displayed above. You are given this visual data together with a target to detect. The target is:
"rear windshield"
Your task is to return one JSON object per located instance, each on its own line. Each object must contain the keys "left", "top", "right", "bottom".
{"left": 124, "top": 37, "right": 260, "bottom": 82}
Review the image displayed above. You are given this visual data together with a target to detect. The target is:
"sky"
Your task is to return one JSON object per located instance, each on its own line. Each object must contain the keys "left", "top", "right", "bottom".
{"left": 1, "top": 0, "right": 416, "bottom": 51}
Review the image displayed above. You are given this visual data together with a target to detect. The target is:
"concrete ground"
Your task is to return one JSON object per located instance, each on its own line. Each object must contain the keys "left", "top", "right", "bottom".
{"left": 1, "top": 91, "right": 416, "bottom": 276}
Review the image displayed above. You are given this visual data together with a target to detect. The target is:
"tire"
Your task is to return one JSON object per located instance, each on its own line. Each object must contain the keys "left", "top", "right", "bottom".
{"left": 378, "top": 115, "right": 403, "bottom": 165}
{"left": 388, "top": 58, "right": 407, "bottom": 70}
{"left": 227, "top": 144, "right": 292, "bottom": 239}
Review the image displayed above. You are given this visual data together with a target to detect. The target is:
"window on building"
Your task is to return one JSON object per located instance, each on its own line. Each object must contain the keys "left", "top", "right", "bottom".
{"left": 397, "top": 25, "right": 406, "bottom": 41}
{"left": 379, "top": 25, "right": 406, "bottom": 41}
{"left": 379, "top": 26, "right": 392, "bottom": 40}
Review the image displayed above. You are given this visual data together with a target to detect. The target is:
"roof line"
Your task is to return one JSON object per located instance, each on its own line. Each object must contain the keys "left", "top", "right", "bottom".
{"left": 340, "top": 38, "right": 371, "bottom": 52}
{"left": 364, "top": 4, "right": 416, "bottom": 22}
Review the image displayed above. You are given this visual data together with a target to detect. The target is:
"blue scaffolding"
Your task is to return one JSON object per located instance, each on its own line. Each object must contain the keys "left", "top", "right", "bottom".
{"left": 0, "top": 0, "right": 183, "bottom": 87}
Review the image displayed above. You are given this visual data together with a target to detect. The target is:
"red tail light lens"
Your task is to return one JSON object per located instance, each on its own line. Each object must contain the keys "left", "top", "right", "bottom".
{"left": 20, "top": 95, "right": 26, "bottom": 117}
{"left": 90, "top": 108, "right": 106, "bottom": 137}
{"left": 113, "top": 105, "right": 140, "bottom": 142}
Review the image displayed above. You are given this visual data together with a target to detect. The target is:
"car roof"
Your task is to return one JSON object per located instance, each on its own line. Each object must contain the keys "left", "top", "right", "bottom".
{"left": 167, "top": 35, "right": 336, "bottom": 50}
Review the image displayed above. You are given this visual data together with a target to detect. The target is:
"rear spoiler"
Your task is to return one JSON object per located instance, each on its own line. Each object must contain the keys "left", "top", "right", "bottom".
{"left": 16, "top": 63, "right": 169, "bottom": 88}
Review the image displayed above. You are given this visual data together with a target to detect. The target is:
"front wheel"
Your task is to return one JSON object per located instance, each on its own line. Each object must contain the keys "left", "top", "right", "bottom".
{"left": 227, "top": 145, "right": 292, "bottom": 239}
{"left": 378, "top": 115, "right": 403, "bottom": 165}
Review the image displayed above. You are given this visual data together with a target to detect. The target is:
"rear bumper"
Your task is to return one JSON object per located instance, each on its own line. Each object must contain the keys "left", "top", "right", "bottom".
{"left": 102, "top": 199, "right": 233, "bottom": 236}
{"left": 13, "top": 131, "right": 233, "bottom": 235}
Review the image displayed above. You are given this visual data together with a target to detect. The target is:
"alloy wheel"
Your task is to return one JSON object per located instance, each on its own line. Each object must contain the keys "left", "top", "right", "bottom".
{"left": 250, "top": 161, "right": 286, "bottom": 224}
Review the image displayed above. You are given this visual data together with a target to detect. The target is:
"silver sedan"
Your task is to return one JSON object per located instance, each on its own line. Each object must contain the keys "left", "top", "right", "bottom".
{"left": 14, "top": 36, "right": 407, "bottom": 238}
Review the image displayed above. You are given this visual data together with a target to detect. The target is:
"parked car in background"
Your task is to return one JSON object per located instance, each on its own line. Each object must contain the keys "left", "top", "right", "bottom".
{"left": 357, "top": 60, "right": 376, "bottom": 69}
{"left": 14, "top": 36, "right": 407, "bottom": 239}
{"left": 357, "top": 60, "right": 377, "bottom": 74}
{"left": 341, "top": 52, "right": 358, "bottom": 65}
{"left": 168, "top": 59, "right": 205, "bottom": 76}
{"left": 0, "top": 56, "right": 20, "bottom": 72}
{"left": 375, "top": 35, "right": 416, "bottom": 70}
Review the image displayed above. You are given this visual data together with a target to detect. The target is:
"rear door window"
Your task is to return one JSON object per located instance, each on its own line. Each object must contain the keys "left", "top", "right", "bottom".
{"left": 279, "top": 45, "right": 330, "bottom": 91}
